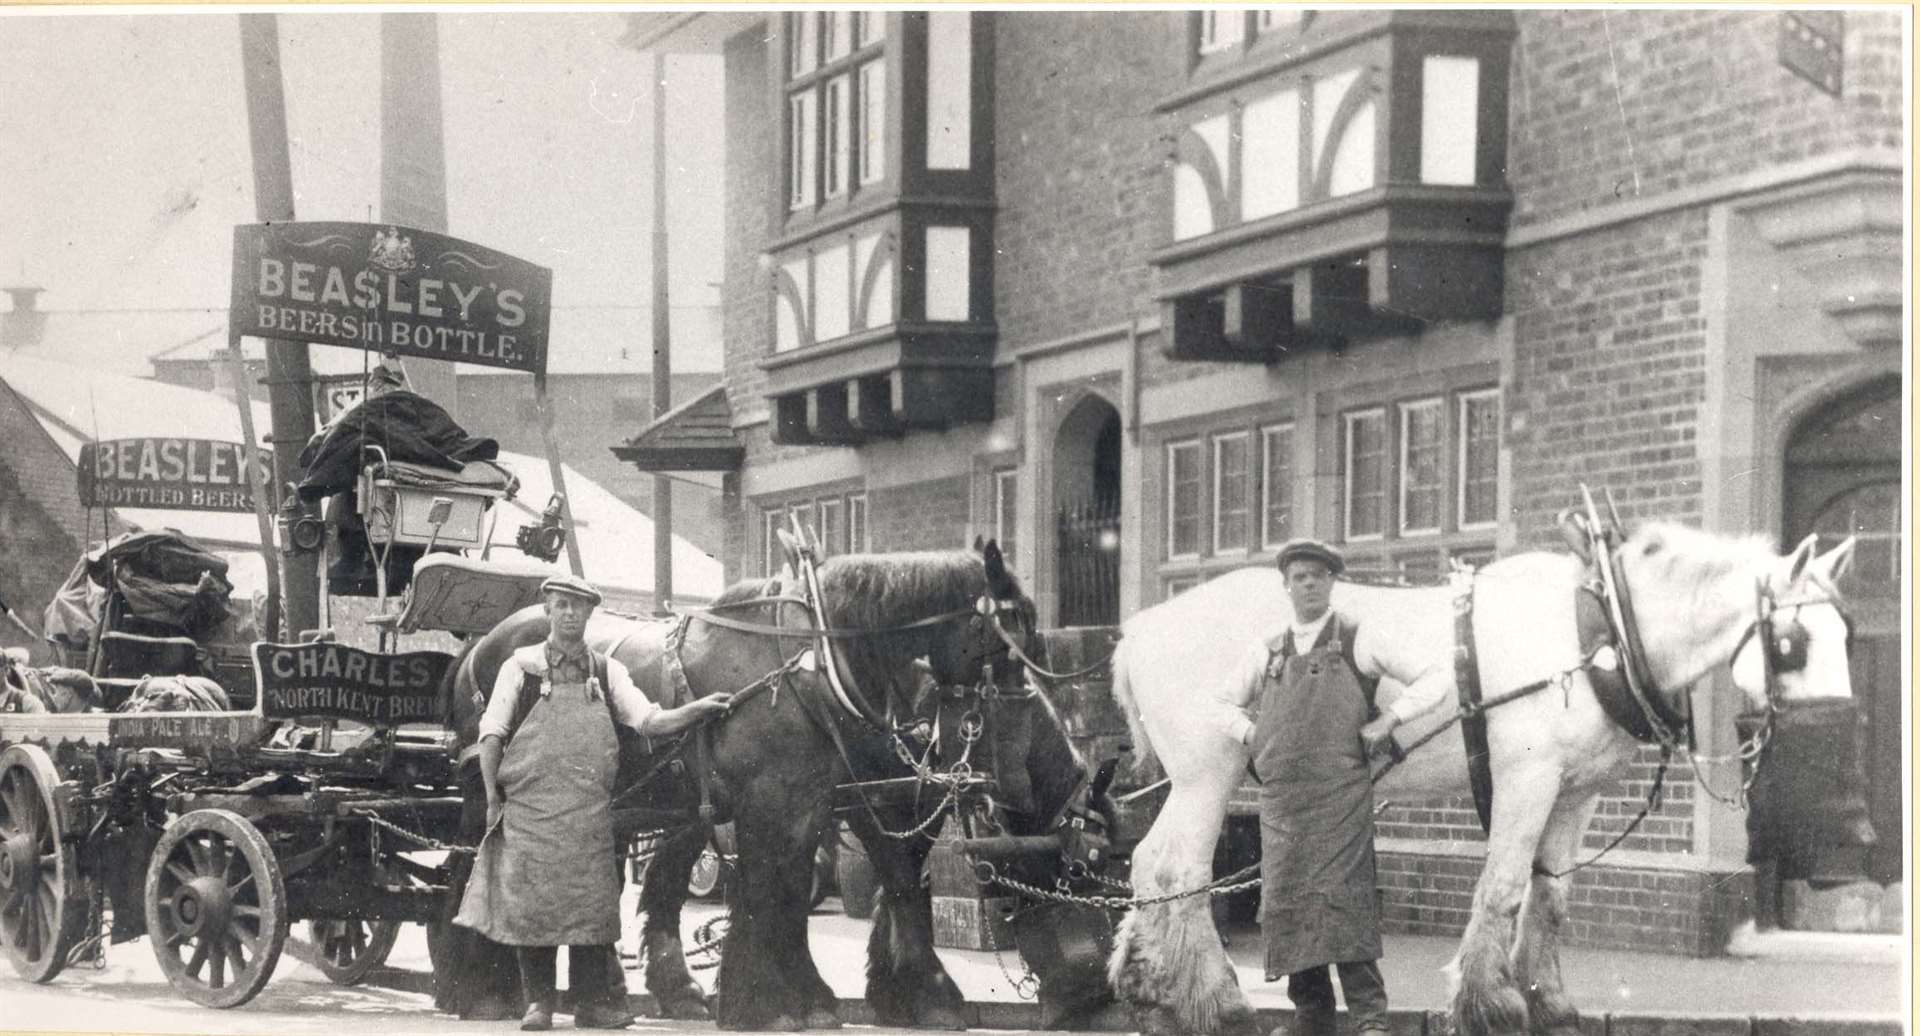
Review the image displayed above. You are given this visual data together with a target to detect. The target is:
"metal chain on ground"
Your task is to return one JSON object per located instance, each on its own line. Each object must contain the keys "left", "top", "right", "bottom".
{"left": 686, "top": 916, "right": 728, "bottom": 972}
{"left": 65, "top": 885, "right": 106, "bottom": 969}
{"left": 991, "top": 941, "right": 1040, "bottom": 1000}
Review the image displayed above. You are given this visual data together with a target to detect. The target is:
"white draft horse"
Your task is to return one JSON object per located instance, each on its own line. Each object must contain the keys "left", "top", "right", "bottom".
{"left": 1106, "top": 523, "right": 1856, "bottom": 1036}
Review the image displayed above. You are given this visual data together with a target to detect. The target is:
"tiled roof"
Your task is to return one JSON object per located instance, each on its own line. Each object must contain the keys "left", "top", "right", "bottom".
{"left": 611, "top": 382, "right": 742, "bottom": 472}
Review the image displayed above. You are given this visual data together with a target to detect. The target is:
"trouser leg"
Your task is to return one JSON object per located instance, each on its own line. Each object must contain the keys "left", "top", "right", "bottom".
{"left": 518, "top": 946, "right": 559, "bottom": 1006}
{"left": 568, "top": 945, "right": 614, "bottom": 1005}
{"left": 1335, "top": 960, "right": 1389, "bottom": 1033}
{"left": 1286, "top": 966, "right": 1338, "bottom": 1036}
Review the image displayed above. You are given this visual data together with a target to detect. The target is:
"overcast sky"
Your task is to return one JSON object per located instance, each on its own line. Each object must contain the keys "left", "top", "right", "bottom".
{"left": 0, "top": 8, "right": 724, "bottom": 369}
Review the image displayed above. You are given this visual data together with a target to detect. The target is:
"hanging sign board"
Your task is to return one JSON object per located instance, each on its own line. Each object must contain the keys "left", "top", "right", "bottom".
{"left": 77, "top": 438, "right": 273, "bottom": 512}
{"left": 251, "top": 642, "right": 455, "bottom": 725}
{"left": 230, "top": 222, "right": 553, "bottom": 375}
{"left": 312, "top": 373, "right": 368, "bottom": 424}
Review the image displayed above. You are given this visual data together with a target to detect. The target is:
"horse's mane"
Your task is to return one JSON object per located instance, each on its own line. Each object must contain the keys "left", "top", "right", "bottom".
{"left": 1621, "top": 521, "right": 1782, "bottom": 614}
{"left": 712, "top": 577, "right": 781, "bottom": 607}
{"left": 815, "top": 550, "right": 987, "bottom": 631}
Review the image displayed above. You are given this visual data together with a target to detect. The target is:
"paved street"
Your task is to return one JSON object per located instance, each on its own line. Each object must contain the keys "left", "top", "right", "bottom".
{"left": 3, "top": 888, "right": 1903, "bottom": 1036}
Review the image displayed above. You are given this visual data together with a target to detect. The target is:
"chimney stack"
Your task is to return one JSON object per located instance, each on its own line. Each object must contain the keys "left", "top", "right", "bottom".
{"left": 1, "top": 285, "right": 46, "bottom": 350}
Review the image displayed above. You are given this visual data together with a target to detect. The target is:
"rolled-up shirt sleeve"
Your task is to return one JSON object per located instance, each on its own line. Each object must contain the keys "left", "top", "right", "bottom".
{"left": 606, "top": 658, "right": 662, "bottom": 732}
{"left": 1209, "top": 642, "right": 1268, "bottom": 746}
{"left": 476, "top": 657, "right": 526, "bottom": 742}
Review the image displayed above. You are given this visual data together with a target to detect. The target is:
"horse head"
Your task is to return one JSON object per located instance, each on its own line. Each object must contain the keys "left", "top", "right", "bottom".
{"left": 1727, "top": 532, "right": 1857, "bottom": 714}
{"left": 939, "top": 537, "right": 1041, "bottom": 695}
{"left": 1614, "top": 522, "right": 1857, "bottom": 717}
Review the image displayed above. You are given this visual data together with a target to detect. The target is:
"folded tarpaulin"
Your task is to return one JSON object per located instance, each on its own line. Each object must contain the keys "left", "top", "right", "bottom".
{"left": 372, "top": 459, "right": 518, "bottom": 494}
{"left": 297, "top": 390, "right": 499, "bottom": 502}
{"left": 84, "top": 528, "right": 231, "bottom": 587}
{"left": 51, "top": 529, "right": 236, "bottom": 642}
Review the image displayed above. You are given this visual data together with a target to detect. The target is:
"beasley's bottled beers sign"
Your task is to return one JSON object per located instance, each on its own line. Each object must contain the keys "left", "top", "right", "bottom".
{"left": 231, "top": 222, "right": 553, "bottom": 374}
{"left": 77, "top": 437, "right": 272, "bottom": 512}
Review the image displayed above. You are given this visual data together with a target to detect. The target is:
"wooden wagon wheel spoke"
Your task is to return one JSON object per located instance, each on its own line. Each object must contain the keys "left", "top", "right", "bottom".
{"left": 0, "top": 745, "right": 88, "bottom": 984}
{"left": 186, "top": 937, "right": 212, "bottom": 979}
{"left": 145, "top": 809, "right": 288, "bottom": 1009}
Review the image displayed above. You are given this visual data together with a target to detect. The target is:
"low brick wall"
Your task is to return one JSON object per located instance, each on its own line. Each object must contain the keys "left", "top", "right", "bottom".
{"left": 1377, "top": 850, "right": 1752, "bottom": 957}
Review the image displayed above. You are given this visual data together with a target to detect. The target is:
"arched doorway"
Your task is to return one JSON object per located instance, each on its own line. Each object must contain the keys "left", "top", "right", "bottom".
{"left": 1052, "top": 395, "right": 1121, "bottom": 627}
{"left": 1778, "top": 376, "right": 1902, "bottom": 931}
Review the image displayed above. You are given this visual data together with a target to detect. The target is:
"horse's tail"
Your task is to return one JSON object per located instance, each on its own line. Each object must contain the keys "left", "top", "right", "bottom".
{"left": 1109, "top": 639, "right": 1158, "bottom": 777}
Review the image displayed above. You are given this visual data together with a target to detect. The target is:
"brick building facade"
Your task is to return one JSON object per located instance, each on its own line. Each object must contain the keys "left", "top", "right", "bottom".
{"left": 631, "top": 9, "right": 1905, "bottom": 952}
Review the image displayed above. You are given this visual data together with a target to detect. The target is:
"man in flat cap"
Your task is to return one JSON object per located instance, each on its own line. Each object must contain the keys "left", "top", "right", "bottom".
{"left": 1213, "top": 540, "right": 1449, "bottom": 1036}
{"left": 455, "top": 575, "right": 731, "bottom": 1031}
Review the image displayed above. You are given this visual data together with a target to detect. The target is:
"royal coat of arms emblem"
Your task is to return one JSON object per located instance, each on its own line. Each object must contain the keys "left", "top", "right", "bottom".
{"left": 369, "top": 227, "right": 417, "bottom": 272}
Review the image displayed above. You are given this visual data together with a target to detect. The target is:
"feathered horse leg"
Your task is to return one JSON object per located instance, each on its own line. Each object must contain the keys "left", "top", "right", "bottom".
{"left": 1446, "top": 767, "right": 1561, "bottom": 1036}
{"left": 1513, "top": 790, "right": 1600, "bottom": 1036}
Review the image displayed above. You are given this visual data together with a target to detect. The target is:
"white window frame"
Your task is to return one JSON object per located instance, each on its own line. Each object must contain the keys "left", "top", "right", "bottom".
{"left": 824, "top": 74, "right": 851, "bottom": 199}
{"left": 1212, "top": 431, "right": 1251, "bottom": 556}
{"left": 1260, "top": 422, "right": 1295, "bottom": 551}
{"left": 856, "top": 11, "right": 886, "bottom": 46}
{"left": 858, "top": 60, "right": 887, "bottom": 185}
{"left": 818, "top": 497, "right": 846, "bottom": 555}
{"left": 824, "top": 11, "right": 853, "bottom": 62}
{"left": 788, "top": 92, "right": 817, "bottom": 210}
{"left": 1342, "top": 408, "right": 1386, "bottom": 543}
{"left": 993, "top": 468, "right": 1019, "bottom": 567}
{"left": 1199, "top": 10, "right": 1246, "bottom": 54}
{"left": 848, "top": 493, "right": 869, "bottom": 552}
{"left": 1398, "top": 398, "right": 1444, "bottom": 537}
{"left": 788, "top": 12, "right": 818, "bottom": 78}
{"left": 1457, "top": 388, "right": 1501, "bottom": 532}
{"left": 1166, "top": 439, "right": 1203, "bottom": 560}
{"left": 763, "top": 508, "right": 786, "bottom": 576}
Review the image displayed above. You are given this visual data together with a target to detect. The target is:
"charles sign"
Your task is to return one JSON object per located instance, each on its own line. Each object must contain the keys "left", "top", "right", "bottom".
{"left": 252, "top": 642, "right": 455, "bottom": 725}
{"left": 231, "top": 222, "right": 553, "bottom": 375}
{"left": 77, "top": 438, "right": 272, "bottom": 512}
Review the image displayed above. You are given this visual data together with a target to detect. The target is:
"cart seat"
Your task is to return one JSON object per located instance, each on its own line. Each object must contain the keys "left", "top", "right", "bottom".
{"left": 99, "top": 631, "right": 206, "bottom": 681}
{"left": 368, "top": 554, "right": 554, "bottom": 636}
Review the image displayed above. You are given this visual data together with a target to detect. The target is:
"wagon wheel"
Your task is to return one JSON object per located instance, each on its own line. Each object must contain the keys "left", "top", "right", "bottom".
{"left": 144, "top": 809, "right": 289, "bottom": 1008}
{"left": 0, "top": 744, "right": 90, "bottom": 983}
{"left": 307, "top": 919, "right": 401, "bottom": 986}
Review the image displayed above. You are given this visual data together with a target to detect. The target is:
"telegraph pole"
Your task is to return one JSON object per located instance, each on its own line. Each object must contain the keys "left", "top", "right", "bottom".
{"left": 649, "top": 51, "right": 674, "bottom": 614}
{"left": 238, "top": 13, "right": 320, "bottom": 638}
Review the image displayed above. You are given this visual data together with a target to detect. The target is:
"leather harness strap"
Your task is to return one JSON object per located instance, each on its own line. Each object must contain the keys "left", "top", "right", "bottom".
{"left": 1453, "top": 581, "right": 1496, "bottom": 833}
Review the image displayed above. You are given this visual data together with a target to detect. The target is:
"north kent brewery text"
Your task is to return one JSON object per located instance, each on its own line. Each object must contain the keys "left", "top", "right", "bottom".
{"left": 77, "top": 438, "right": 270, "bottom": 513}
{"left": 251, "top": 642, "right": 454, "bottom": 725}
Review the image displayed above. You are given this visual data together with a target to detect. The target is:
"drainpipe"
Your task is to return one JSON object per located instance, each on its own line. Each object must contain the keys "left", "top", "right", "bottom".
{"left": 650, "top": 50, "right": 674, "bottom": 615}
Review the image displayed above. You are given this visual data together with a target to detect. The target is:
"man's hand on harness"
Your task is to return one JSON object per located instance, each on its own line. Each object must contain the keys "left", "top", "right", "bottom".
{"left": 639, "top": 692, "right": 734, "bottom": 736}
{"left": 1360, "top": 713, "right": 1399, "bottom": 756}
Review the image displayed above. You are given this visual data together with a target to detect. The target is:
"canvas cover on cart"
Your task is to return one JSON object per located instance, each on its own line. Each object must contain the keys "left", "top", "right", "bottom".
{"left": 297, "top": 389, "right": 499, "bottom": 501}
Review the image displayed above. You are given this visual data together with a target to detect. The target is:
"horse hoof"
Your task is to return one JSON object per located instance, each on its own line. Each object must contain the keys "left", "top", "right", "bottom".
{"left": 656, "top": 995, "right": 712, "bottom": 1021}
{"left": 805, "top": 1007, "right": 843, "bottom": 1029}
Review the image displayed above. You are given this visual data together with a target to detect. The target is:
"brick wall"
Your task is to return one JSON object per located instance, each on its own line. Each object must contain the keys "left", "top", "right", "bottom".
{"left": 1505, "top": 210, "right": 1710, "bottom": 544}
{"left": 993, "top": 12, "right": 1178, "bottom": 349}
{"left": 722, "top": 25, "right": 775, "bottom": 437}
{"left": 1508, "top": 10, "right": 1906, "bottom": 230}
{"left": 1378, "top": 850, "right": 1750, "bottom": 956}
{"left": 868, "top": 476, "right": 972, "bottom": 553}
{"left": 0, "top": 379, "right": 117, "bottom": 661}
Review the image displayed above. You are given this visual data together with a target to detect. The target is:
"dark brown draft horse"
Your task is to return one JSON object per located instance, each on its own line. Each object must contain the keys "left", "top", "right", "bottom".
{"left": 434, "top": 542, "right": 1115, "bottom": 1031}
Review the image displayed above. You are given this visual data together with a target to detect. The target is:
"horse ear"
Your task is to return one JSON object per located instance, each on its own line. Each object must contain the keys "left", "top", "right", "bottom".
{"left": 981, "top": 539, "right": 1008, "bottom": 584}
{"left": 1782, "top": 532, "right": 1819, "bottom": 582}
{"left": 972, "top": 534, "right": 985, "bottom": 553}
{"left": 775, "top": 528, "right": 805, "bottom": 572}
{"left": 1810, "top": 535, "right": 1856, "bottom": 585}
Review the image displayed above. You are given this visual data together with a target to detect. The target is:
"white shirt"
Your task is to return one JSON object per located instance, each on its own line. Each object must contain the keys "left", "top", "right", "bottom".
{"left": 475, "top": 643, "right": 660, "bottom": 742}
{"left": 1210, "top": 610, "right": 1450, "bottom": 746}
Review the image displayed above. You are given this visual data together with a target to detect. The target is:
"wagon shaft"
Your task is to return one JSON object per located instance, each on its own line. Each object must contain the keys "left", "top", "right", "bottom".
{"left": 287, "top": 880, "right": 443, "bottom": 924}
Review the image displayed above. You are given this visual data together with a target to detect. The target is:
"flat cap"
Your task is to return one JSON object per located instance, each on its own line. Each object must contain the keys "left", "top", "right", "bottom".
{"left": 540, "top": 573, "right": 604, "bottom": 606}
{"left": 1275, "top": 538, "right": 1345, "bottom": 576}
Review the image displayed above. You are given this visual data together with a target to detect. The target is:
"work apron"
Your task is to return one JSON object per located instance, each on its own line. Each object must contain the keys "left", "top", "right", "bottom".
{"left": 1254, "top": 625, "right": 1382, "bottom": 979}
{"left": 453, "top": 676, "right": 621, "bottom": 946}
